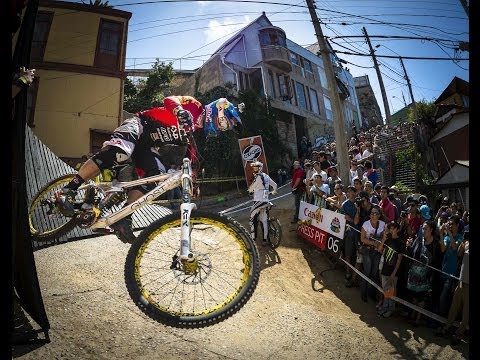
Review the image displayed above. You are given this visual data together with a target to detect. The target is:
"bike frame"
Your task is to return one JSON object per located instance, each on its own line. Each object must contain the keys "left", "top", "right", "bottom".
{"left": 83, "top": 158, "right": 196, "bottom": 260}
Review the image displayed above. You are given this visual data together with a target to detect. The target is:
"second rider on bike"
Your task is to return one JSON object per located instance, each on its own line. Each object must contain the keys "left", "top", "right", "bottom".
{"left": 248, "top": 160, "right": 278, "bottom": 246}
{"left": 55, "top": 96, "right": 244, "bottom": 243}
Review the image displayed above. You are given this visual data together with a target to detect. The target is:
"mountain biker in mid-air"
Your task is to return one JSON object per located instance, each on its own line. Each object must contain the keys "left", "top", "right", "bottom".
{"left": 248, "top": 160, "right": 278, "bottom": 246}
{"left": 55, "top": 96, "right": 244, "bottom": 243}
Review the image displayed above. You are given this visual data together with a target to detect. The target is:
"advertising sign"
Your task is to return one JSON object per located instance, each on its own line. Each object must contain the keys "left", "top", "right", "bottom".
{"left": 238, "top": 135, "right": 269, "bottom": 187}
{"left": 296, "top": 201, "right": 346, "bottom": 258}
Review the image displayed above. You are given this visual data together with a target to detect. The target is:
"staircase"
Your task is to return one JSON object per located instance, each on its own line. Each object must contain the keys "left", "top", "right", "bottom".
{"left": 374, "top": 127, "right": 416, "bottom": 190}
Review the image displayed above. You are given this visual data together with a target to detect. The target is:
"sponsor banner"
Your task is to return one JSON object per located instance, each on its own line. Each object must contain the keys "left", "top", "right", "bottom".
{"left": 297, "top": 201, "right": 345, "bottom": 258}
{"left": 238, "top": 135, "right": 269, "bottom": 187}
{"left": 298, "top": 201, "right": 346, "bottom": 239}
{"left": 297, "top": 223, "right": 328, "bottom": 250}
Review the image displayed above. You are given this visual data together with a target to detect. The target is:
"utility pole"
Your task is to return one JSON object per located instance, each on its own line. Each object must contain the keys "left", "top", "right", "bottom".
{"left": 401, "top": 91, "right": 407, "bottom": 108}
{"left": 305, "top": 0, "right": 349, "bottom": 183}
{"left": 399, "top": 57, "right": 418, "bottom": 122}
{"left": 458, "top": 0, "right": 469, "bottom": 17}
{"left": 362, "top": 27, "right": 390, "bottom": 125}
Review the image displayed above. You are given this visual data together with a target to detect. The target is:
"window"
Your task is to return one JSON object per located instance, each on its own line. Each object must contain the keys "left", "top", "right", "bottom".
{"left": 95, "top": 19, "right": 123, "bottom": 70}
{"left": 31, "top": 12, "right": 53, "bottom": 62}
{"left": 318, "top": 66, "right": 328, "bottom": 90}
{"left": 323, "top": 95, "right": 333, "bottom": 122}
{"left": 295, "top": 82, "right": 307, "bottom": 110}
{"left": 277, "top": 74, "right": 291, "bottom": 100}
{"left": 268, "top": 70, "right": 276, "bottom": 98}
{"left": 290, "top": 79, "right": 297, "bottom": 105}
{"left": 290, "top": 52, "right": 300, "bottom": 66}
{"left": 259, "top": 29, "right": 286, "bottom": 46}
{"left": 302, "top": 58, "right": 313, "bottom": 73}
{"left": 309, "top": 88, "right": 320, "bottom": 114}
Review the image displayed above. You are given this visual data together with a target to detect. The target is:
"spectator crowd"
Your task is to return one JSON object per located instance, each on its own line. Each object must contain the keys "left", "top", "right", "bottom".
{"left": 287, "top": 123, "right": 469, "bottom": 347}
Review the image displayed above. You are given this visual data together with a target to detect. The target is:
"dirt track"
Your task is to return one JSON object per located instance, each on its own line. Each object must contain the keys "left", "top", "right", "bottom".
{"left": 13, "top": 188, "right": 469, "bottom": 359}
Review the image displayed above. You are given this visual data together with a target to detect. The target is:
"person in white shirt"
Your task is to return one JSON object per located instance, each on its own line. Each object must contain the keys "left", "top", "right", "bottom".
{"left": 248, "top": 160, "right": 278, "bottom": 245}
{"left": 312, "top": 161, "right": 328, "bottom": 182}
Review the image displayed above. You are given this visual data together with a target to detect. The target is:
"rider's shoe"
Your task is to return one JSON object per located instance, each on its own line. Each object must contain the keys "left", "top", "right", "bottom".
{"left": 110, "top": 216, "right": 136, "bottom": 243}
{"left": 54, "top": 188, "right": 76, "bottom": 216}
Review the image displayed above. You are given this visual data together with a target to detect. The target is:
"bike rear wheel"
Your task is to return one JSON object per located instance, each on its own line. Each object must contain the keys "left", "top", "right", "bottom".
{"left": 124, "top": 210, "right": 260, "bottom": 328}
{"left": 28, "top": 174, "right": 88, "bottom": 241}
{"left": 268, "top": 217, "right": 282, "bottom": 249}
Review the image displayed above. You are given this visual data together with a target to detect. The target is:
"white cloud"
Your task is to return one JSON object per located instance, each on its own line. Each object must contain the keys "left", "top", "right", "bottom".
{"left": 204, "top": 16, "right": 251, "bottom": 43}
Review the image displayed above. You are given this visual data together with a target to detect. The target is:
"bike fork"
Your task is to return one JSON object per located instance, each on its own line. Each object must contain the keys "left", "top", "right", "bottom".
{"left": 179, "top": 202, "right": 197, "bottom": 265}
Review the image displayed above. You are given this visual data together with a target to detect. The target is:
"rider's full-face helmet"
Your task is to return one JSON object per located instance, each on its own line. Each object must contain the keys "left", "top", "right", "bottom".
{"left": 250, "top": 160, "right": 263, "bottom": 174}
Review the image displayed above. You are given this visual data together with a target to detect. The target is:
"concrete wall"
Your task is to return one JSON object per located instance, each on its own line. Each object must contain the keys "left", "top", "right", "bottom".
{"left": 29, "top": 1, "right": 130, "bottom": 159}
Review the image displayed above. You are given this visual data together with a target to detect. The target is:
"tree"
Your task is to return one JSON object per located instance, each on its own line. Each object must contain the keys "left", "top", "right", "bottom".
{"left": 193, "top": 86, "right": 292, "bottom": 189}
{"left": 123, "top": 77, "right": 137, "bottom": 100}
{"left": 407, "top": 100, "right": 436, "bottom": 125}
{"left": 82, "top": 0, "right": 113, "bottom": 7}
{"left": 123, "top": 59, "right": 175, "bottom": 113}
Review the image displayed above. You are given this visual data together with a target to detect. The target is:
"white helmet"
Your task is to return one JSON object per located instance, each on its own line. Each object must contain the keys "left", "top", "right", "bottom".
{"left": 250, "top": 160, "right": 263, "bottom": 172}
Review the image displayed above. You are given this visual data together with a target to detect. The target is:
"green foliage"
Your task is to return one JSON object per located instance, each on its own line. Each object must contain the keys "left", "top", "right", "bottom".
{"left": 123, "top": 77, "right": 137, "bottom": 100}
{"left": 392, "top": 181, "right": 413, "bottom": 195}
{"left": 192, "top": 87, "right": 292, "bottom": 191}
{"left": 84, "top": 0, "right": 112, "bottom": 7}
{"left": 396, "top": 145, "right": 415, "bottom": 165}
{"left": 123, "top": 59, "right": 175, "bottom": 113}
{"left": 407, "top": 100, "right": 436, "bottom": 125}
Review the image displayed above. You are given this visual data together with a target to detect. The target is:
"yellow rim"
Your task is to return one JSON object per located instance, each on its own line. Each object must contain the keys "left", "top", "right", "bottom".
{"left": 28, "top": 176, "right": 74, "bottom": 237}
{"left": 134, "top": 217, "right": 252, "bottom": 317}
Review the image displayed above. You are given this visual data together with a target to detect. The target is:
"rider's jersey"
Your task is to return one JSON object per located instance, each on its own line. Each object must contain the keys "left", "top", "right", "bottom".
{"left": 203, "top": 98, "right": 242, "bottom": 137}
{"left": 248, "top": 172, "right": 278, "bottom": 202}
{"left": 137, "top": 96, "right": 204, "bottom": 148}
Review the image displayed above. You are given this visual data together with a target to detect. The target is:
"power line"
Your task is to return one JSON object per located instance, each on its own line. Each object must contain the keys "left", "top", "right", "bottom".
{"left": 334, "top": 50, "right": 468, "bottom": 61}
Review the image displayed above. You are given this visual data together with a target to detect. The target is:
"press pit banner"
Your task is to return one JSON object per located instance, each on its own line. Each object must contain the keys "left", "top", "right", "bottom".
{"left": 297, "top": 201, "right": 346, "bottom": 257}
{"left": 238, "top": 135, "right": 269, "bottom": 187}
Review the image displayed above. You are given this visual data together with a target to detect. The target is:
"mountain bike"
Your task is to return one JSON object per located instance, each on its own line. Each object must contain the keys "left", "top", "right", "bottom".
{"left": 28, "top": 157, "right": 260, "bottom": 328}
{"left": 253, "top": 202, "right": 282, "bottom": 248}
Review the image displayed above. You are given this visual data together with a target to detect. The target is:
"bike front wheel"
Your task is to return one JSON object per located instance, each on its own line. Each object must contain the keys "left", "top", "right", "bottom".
{"left": 268, "top": 217, "right": 282, "bottom": 249}
{"left": 124, "top": 210, "right": 260, "bottom": 328}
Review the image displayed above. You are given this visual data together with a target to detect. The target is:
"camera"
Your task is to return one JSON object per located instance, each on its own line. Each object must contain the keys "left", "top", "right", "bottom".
{"left": 401, "top": 210, "right": 408, "bottom": 218}
{"left": 355, "top": 197, "right": 362, "bottom": 206}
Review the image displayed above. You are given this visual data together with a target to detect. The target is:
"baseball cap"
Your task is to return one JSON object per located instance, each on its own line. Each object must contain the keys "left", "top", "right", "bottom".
{"left": 419, "top": 205, "right": 431, "bottom": 220}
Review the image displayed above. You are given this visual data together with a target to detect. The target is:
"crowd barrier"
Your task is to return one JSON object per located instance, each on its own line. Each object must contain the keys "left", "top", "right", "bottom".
{"left": 221, "top": 192, "right": 466, "bottom": 331}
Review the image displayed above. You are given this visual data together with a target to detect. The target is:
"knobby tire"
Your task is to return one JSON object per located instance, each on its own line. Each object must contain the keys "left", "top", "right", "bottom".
{"left": 124, "top": 210, "right": 260, "bottom": 328}
{"left": 268, "top": 217, "right": 282, "bottom": 249}
{"left": 28, "top": 174, "right": 79, "bottom": 241}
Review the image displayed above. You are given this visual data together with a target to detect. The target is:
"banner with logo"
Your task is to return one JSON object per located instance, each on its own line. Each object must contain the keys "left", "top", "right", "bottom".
{"left": 238, "top": 135, "right": 269, "bottom": 187}
{"left": 296, "top": 201, "right": 346, "bottom": 257}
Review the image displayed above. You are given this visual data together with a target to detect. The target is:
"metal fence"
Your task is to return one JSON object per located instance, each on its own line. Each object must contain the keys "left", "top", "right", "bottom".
{"left": 25, "top": 127, "right": 172, "bottom": 248}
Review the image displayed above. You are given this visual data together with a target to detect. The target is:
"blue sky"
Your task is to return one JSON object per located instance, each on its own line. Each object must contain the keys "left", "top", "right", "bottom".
{"left": 101, "top": 0, "right": 469, "bottom": 121}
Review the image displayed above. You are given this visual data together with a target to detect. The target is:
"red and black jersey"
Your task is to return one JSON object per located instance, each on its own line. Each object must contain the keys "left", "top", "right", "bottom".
{"left": 137, "top": 96, "right": 204, "bottom": 148}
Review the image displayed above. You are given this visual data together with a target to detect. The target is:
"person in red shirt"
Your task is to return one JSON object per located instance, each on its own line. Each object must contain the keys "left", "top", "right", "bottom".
{"left": 291, "top": 160, "right": 305, "bottom": 223}
{"left": 378, "top": 185, "right": 395, "bottom": 223}
{"left": 55, "top": 96, "right": 243, "bottom": 242}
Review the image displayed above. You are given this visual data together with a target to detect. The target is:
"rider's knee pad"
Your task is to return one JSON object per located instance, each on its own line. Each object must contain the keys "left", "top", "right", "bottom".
{"left": 91, "top": 146, "right": 129, "bottom": 171}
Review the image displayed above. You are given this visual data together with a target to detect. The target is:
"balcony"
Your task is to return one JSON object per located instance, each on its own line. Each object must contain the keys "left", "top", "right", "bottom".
{"left": 261, "top": 45, "right": 292, "bottom": 73}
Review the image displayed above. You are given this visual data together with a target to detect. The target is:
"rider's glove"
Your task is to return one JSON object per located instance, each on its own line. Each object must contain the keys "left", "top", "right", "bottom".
{"left": 176, "top": 109, "right": 193, "bottom": 126}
